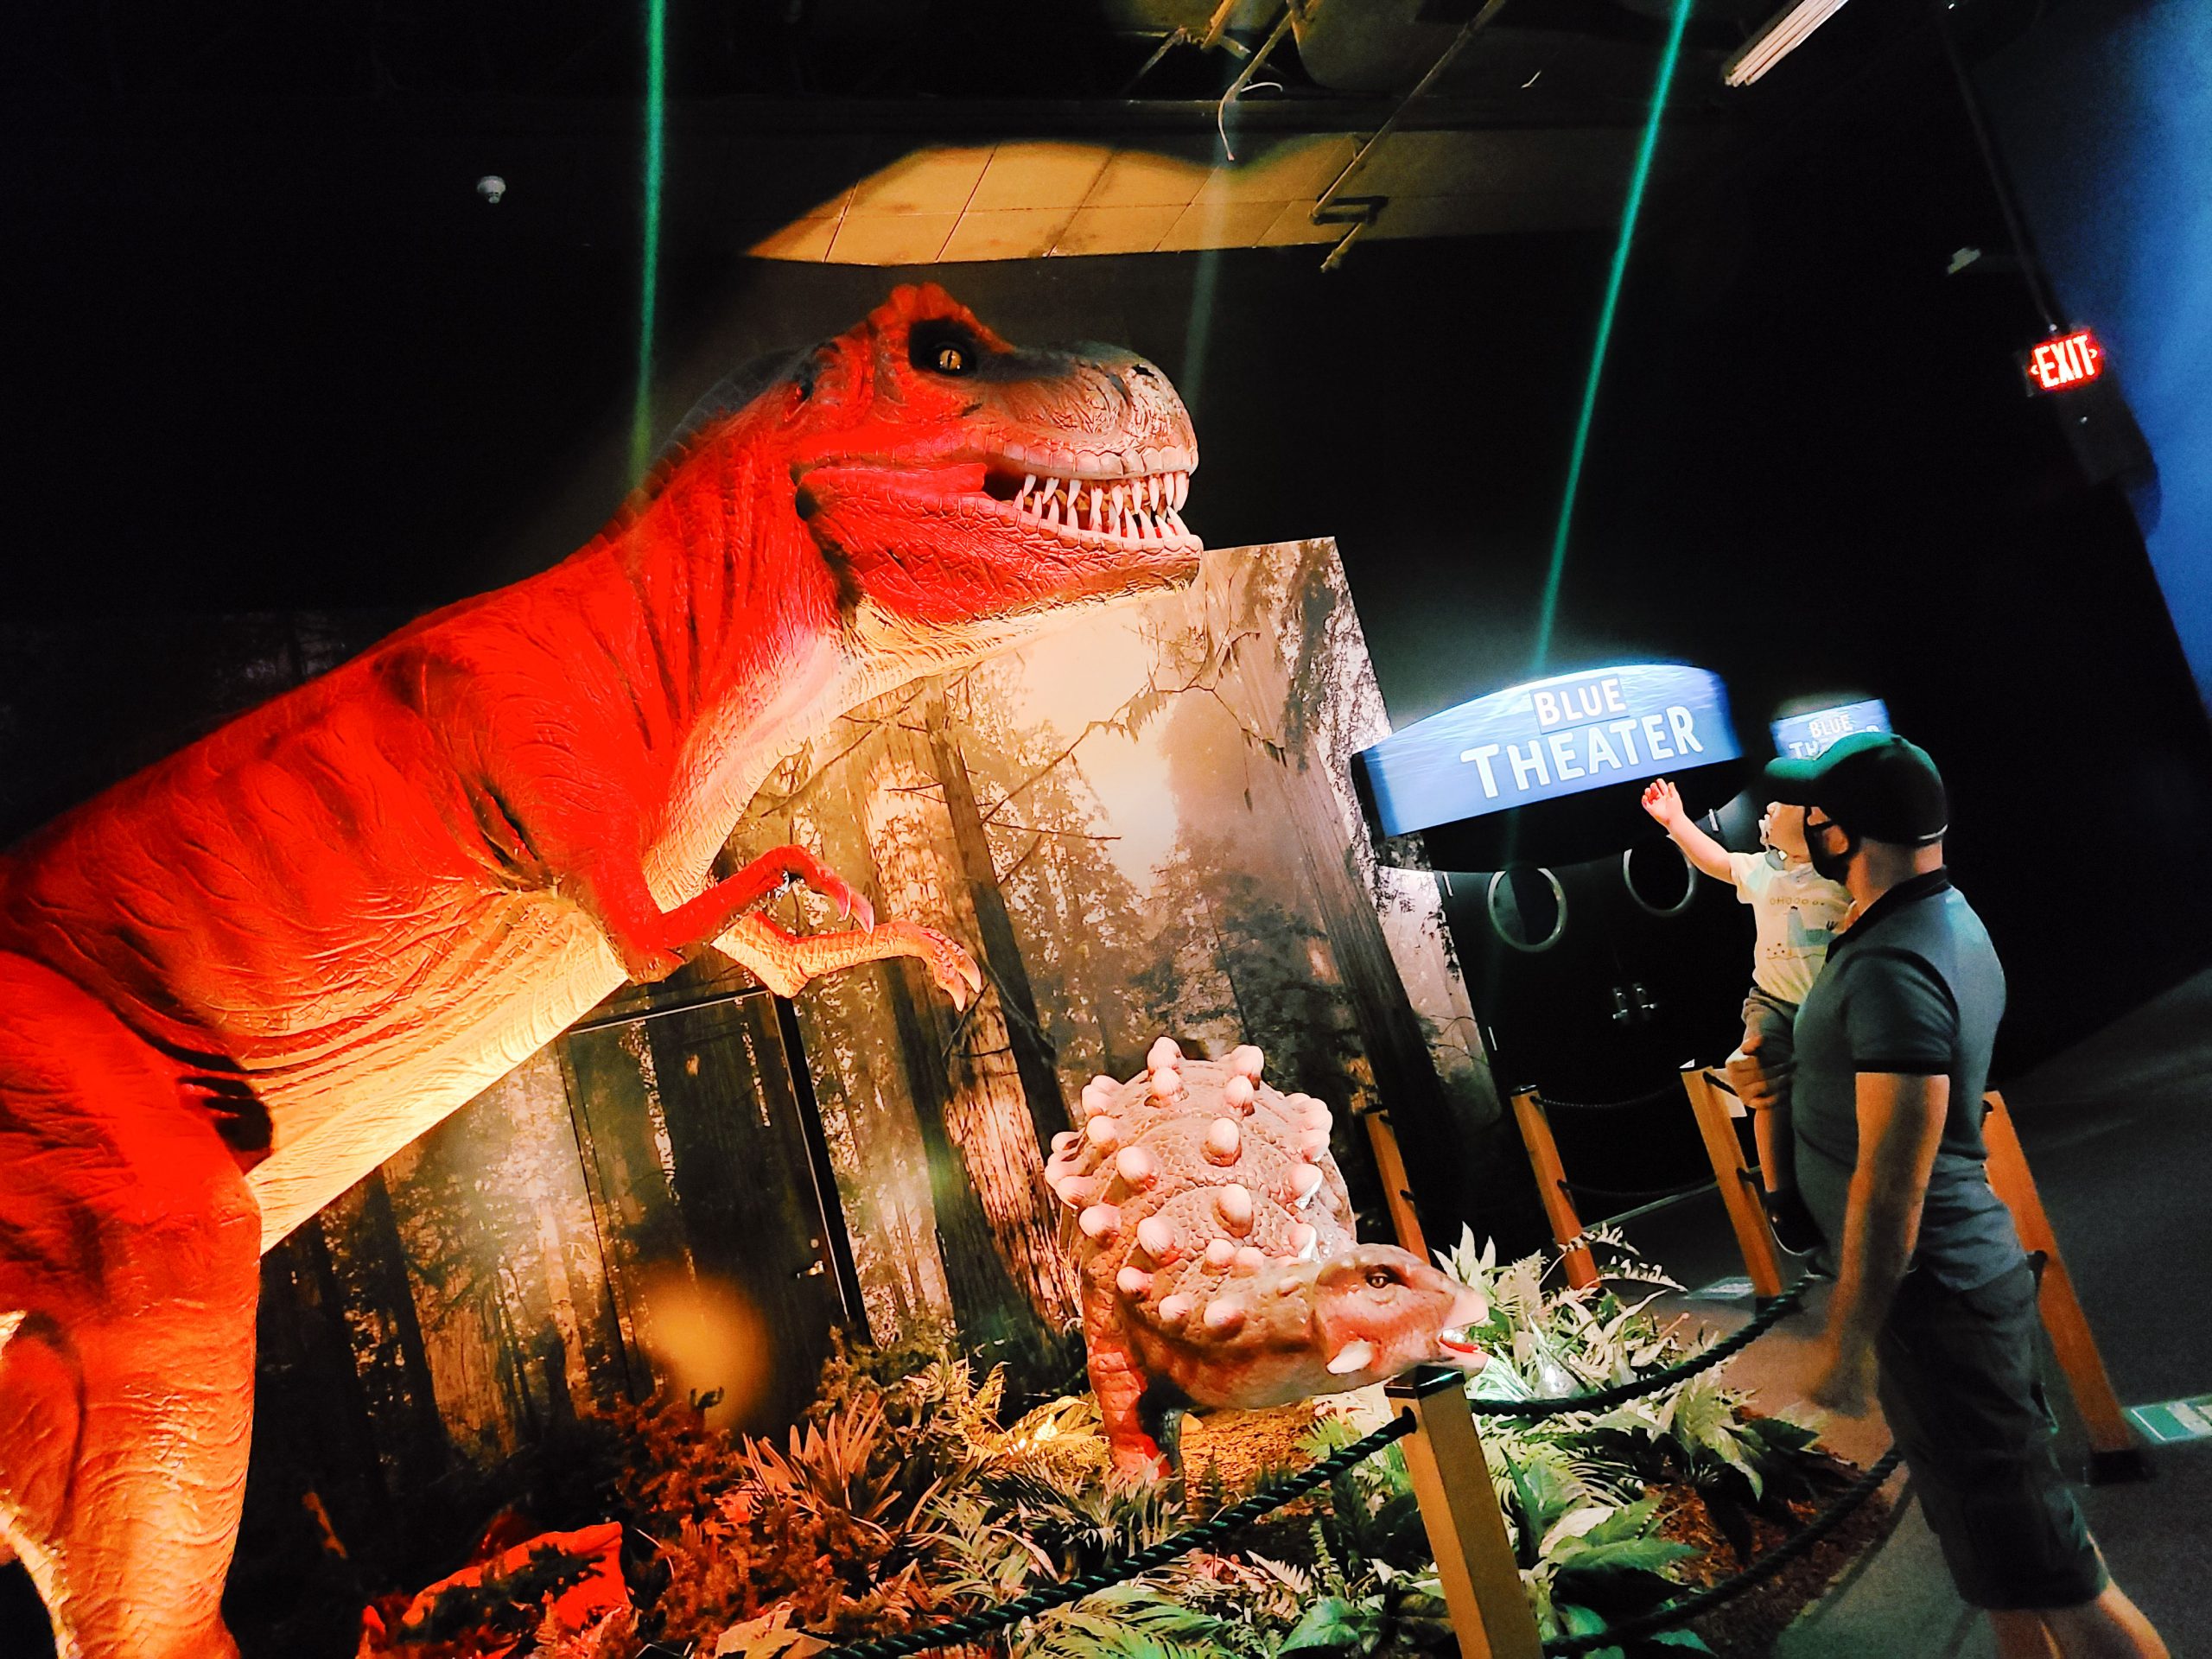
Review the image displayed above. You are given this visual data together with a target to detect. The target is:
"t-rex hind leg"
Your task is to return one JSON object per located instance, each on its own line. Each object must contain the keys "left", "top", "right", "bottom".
{"left": 0, "top": 953, "right": 260, "bottom": 1659}
{"left": 711, "top": 913, "right": 982, "bottom": 1007}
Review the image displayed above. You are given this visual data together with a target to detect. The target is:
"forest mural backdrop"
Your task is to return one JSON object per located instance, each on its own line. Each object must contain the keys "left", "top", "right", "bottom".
{"left": 239, "top": 537, "right": 1516, "bottom": 1599}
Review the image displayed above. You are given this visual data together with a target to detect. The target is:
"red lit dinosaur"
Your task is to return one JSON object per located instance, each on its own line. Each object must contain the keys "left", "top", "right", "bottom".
{"left": 0, "top": 285, "right": 1201, "bottom": 1659}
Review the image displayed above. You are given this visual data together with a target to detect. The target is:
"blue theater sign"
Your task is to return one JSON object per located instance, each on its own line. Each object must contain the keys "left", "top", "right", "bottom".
{"left": 1357, "top": 664, "right": 1742, "bottom": 838}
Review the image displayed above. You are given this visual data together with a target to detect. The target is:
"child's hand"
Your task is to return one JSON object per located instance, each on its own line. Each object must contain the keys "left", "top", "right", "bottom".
{"left": 1640, "top": 779, "right": 1685, "bottom": 826}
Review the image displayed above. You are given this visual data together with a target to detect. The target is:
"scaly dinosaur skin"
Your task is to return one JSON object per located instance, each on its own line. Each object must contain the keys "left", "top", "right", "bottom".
{"left": 0, "top": 285, "right": 1201, "bottom": 1659}
{"left": 1045, "top": 1039, "right": 1486, "bottom": 1481}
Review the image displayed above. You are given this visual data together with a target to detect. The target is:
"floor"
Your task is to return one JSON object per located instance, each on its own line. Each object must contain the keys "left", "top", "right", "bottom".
{"left": 1617, "top": 967, "right": 2212, "bottom": 1656}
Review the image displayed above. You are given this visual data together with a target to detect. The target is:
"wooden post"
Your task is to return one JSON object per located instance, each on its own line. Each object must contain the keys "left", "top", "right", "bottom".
{"left": 1357, "top": 1105, "right": 1429, "bottom": 1261}
{"left": 1678, "top": 1066, "right": 1785, "bottom": 1300}
{"left": 1981, "top": 1091, "right": 2145, "bottom": 1479}
{"left": 1507, "top": 1086, "right": 1597, "bottom": 1290}
{"left": 1387, "top": 1366, "right": 1545, "bottom": 1659}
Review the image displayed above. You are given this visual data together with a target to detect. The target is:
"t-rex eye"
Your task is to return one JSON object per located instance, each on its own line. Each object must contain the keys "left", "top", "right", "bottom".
{"left": 1366, "top": 1268, "right": 1395, "bottom": 1290}
{"left": 933, "top": 342, "right": 970, "bottom": 375}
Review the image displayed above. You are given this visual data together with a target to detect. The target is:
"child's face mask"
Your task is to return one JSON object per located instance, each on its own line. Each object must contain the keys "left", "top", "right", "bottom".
{"left": 1760, "top": 801, "right": 1811, "bottom": 861}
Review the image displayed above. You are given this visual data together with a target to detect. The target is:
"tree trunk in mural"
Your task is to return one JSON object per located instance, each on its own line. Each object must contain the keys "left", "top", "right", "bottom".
{"left": 844, "top": 755, "right": 1077, "bottom": 1384}
{"left": 327, "top": 1169, "right": 450, "bottom": 1497}
{"left": 1219, "top": 618, "right": 1501, "bottom": 1250}
{"left": 639, "top": 979, "right": 846, "bottom": 1431}
{"left": 924, "top": 686, "right": 1071, "bottom": 1147}
{"left": 254, "top": 1228, "right": 397, "bottom": 1552}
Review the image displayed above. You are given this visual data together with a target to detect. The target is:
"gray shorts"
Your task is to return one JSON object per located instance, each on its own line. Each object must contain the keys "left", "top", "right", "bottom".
{"left": 1878, "top": 1261, "right": 2106, "bottom": 1611}
{"left": 1742, "top": 988, "right": 1798, "bottom": 1184}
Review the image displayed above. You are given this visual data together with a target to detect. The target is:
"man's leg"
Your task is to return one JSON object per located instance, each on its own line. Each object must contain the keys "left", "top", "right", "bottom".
{"left": 2037, "top": 1580, "right": 2167, "bottom": 1658}
{"left": 1988, "top": 1611, "right": 2061, "bottom": 1658}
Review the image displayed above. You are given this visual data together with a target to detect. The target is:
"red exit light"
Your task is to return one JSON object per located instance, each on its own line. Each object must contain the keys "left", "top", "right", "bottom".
{"left": 2024, "top": 328, "right": 2105, "bottom": 393}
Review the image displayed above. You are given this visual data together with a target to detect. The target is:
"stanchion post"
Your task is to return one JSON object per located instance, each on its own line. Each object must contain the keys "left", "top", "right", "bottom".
{"left": 1357, "top": 1104, "right": 1429, "bottom": 1261}
{"left": 1678, "top": 1065, "right": 1784, "bottom": 1300}
{"left": 1387, "top": 1366, "right": 1545, "bottom": 1659}
{"left": 1508, "top": 1086, "right": 1598, "bottom": 1289}
{"left": 1980, "top": 1091, "right": 2145, "bottom": 1479}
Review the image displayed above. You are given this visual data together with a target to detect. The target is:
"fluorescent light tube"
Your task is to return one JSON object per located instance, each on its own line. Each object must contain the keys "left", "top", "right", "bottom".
{"left": 1723, "top": 0, "right": 1852, "bottom": 86}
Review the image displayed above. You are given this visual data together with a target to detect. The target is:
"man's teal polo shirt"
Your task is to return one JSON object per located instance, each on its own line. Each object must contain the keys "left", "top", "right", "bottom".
{"left": 1790, "top": 868, "right": 2026, "bottom": 1291}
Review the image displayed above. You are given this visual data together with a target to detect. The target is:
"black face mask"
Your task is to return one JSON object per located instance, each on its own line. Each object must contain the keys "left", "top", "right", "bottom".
{"left": 1805, "top": 816, "right": 1857, "bottom": 883}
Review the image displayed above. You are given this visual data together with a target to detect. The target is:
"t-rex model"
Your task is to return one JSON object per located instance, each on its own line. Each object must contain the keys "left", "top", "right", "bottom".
{"left": 1044, "top": 1039, "right": 1485, "bottom": 1480}
{"left": 0, "top": 284, "right": 1202, "bottom": 1659}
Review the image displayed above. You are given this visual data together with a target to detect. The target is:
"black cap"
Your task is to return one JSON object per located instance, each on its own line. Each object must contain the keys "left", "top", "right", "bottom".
{"left": 1763, "top": 732, "right": 1948, "bottom": 845}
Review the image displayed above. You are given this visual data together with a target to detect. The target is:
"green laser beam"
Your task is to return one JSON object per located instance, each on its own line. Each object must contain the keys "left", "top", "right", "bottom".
{"left": 630, "top": 0, "right": 667, "bottom": 486}
{"left": 1529, "top": 0, "right": 1695, "bottom": 673}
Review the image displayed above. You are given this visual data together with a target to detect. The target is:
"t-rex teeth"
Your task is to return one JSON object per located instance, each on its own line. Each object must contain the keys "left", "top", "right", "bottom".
{"left": 1292, "top": 1223, "right": 1319, "bottom": 1261}
{"left": 1205, "top": 1117, "right": 1241, "bottom": 1165}
{"left": 1228, "top": 1044, "right": 1264, "bottom": 1080}
{"left": 1136, "top": 1215, "right": 1175, "bottom": 1259}
{"left": 1115, "top": 1146, "right": 1158, "bottom": 1187}
{"left": 1203, "top": 1236, "right": 1237, "bottom": 1269}
{"left": 1326, "top": 1339, "right": 1376, "bottom": 1376}
{"left": 1147, "top": 1036, "right": 1183, "bottom": 1069}
{"left": 1216, "top": 1184, "right": 1255, "bottom": 1233}
{"left": 1202, "top": 1298, "right": 1245, "bottom": 1332}
{"left": 1173, "top": 472, "right": 1189, "bottom": 509}
{"left": 1234, "top": 1246, "right": 1266, "bottom": 1273}
{"left": 1086, "top": 1116, "right": 1123, "bottom": 1150}
{"left": 1290, "top": 1165, "right": 1325, "bottom": 1208}
{"left": 1079, "top": 1203, "right": 1121, "bottom": 1239}
{"left": 1117, "top": 1266, "right": 1154, "bottom": 1297}
{"left": 1159, "top": 1293, "right": 1195, "bottom": 1323}
{"left": 1223, "top": 1075, "right": 1255, "bottom": 1113}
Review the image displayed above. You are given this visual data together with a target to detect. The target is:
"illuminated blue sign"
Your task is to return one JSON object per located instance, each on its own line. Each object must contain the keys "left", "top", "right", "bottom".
{"left": 1357, "top": 664, "right": 1741, "bottom": 837}
{"left": 1770, "top": 698, "right": 1891, "bottom": 761}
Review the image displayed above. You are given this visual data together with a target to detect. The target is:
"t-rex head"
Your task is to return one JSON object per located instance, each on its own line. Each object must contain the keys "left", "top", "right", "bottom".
{"left": 758, "top": 284, "right": 1202, "bottom": 662}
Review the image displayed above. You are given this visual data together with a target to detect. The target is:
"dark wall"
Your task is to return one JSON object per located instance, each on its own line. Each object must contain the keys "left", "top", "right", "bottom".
{"left": 1978, "top": 0, "right": 2212, "bottom": 711}
{"left": 6, "top": 58, "right": 2209, "bottom": 1084}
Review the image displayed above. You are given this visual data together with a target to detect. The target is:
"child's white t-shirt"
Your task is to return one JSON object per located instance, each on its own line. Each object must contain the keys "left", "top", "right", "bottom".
{"left": 1727, "top": 850, "right": 1853, "bottom": 1005}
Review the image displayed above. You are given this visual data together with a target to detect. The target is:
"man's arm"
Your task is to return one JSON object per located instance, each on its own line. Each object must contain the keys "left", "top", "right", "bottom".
{"left": 1808, "top": 1071, "right": 1948, "bottom": 1413}
{"left": 1639, "top": 778, "right": 1737, "bottom": 883}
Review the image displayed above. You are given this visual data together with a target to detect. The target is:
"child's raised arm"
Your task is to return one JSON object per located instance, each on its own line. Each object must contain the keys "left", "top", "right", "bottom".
{"left": 1640, "top": 778, "right": 1737, "bottom": 883}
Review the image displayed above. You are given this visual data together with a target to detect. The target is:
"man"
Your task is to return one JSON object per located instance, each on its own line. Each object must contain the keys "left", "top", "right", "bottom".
{"left": 1738, "top": 733, "right": 2165, "bottom": 1658}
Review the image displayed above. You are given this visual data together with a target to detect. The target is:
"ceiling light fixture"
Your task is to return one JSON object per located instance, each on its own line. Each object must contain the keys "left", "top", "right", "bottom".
{"left": 1722, "top": 0, "right": 1851, "bottom": 86}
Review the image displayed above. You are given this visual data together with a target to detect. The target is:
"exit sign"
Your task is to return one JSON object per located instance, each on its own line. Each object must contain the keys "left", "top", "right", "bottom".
{"left": 2023, "top": 328, "right": 2105, "bottom": 394}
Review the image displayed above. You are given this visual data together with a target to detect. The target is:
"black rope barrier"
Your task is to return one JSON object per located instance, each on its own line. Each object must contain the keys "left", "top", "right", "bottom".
{"left": 1467, "top": 1278, "right": 1810, "bottom": 1419}
{"left": 813, "top": 1414, "right": 1415, "bottom": 1659}
{"left": 1559, "top": 1175, "right": 1717, "bottom": 1207}
{"left": 1541, "top": 1446, "right": 1905, "bottom": 1656}
{"left": 1529, "top": 1083, "right": 1688, "bottom": 1115}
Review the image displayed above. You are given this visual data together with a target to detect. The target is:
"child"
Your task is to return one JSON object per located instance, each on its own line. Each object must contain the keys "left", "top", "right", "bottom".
{"left": 1640, "top": 778, "right": 1852, "bottom": 1250}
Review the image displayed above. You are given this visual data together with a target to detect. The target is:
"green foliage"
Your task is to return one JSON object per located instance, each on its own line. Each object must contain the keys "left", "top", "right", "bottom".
{"left": 1423, "top": 1226, "right": 1852, "bottom": 1652}
{"left": 1015, "top": 1582, "right": 1255, "bottom": 1659}
{"left": 525, "top": 1229, "right": 1847, "bottom": 1659}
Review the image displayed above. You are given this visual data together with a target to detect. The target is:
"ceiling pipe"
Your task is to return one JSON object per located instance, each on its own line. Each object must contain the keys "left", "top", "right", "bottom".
{"left": 1311, "top": 0, "right": 1513, "bottom": 266}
